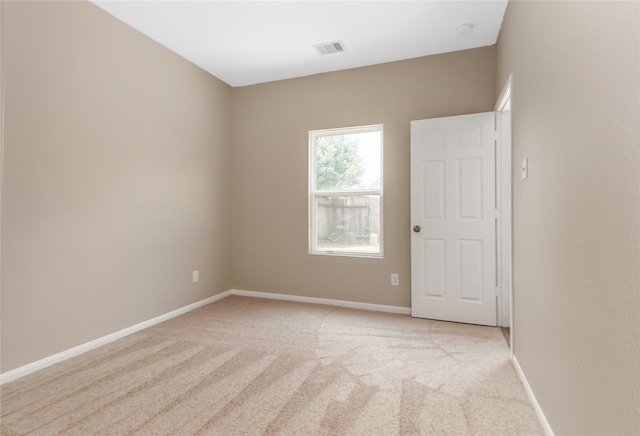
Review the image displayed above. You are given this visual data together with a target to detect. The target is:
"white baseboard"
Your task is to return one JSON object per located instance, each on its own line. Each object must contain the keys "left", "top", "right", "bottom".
{"left": 1, "top": 289, "right": 410, "bottom": 385}
{"left": 512, "top": 354, "right": 554, "bottom": 436}
{"left": 0, "top": 288, "right": 554, "bottom": 435}
{"left": 0, "top": 290, "right": 233, "bottom": 385}
{"left": 230, "top": 289, "right": 411, "bottom": 315}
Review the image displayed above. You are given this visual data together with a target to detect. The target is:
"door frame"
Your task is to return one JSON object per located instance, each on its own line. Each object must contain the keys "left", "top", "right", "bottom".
{"left": 495, "top": 75, "right": 513, "bottom": 353}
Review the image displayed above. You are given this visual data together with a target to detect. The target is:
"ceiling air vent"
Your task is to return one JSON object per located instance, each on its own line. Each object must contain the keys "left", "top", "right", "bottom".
{"left": 313, "top": 40, "right": 346, "bottom": 56}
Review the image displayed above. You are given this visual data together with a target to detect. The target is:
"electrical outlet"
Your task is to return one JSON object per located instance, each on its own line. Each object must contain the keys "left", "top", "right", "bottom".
{"left": 391, "top": 273, "right": 399, "bottom": 286}
{"left": 192, "top": 270, "right": 199, "bottom": 283}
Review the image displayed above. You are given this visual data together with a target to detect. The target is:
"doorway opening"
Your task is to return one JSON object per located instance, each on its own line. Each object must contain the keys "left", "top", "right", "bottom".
{"left": 495, "top": 75, "right": 513, "bottom": 351}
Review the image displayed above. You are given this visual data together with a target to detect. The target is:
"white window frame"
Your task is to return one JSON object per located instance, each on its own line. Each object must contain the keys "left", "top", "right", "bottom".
{"left": 308, "top": 124, "right": 384, "bottom": 258}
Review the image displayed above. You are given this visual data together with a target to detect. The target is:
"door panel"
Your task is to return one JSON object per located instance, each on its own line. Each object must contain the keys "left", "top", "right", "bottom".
{"left": 423, "top": 161, "right": 445, "bottom": 219}
{"left": 459, "top": 239, "right": 483, "bottom": 301}
{"left": 458, "top": 158, "right": 483, "bottom": 219}
{"left": 424, "top": 239, "right": 446, "bottom": 298}
{"left": 411, "top": 112, "right": 497, "bottom": 326}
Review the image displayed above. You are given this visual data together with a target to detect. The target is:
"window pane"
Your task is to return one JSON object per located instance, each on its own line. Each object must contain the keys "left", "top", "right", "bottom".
{"left": 315, "top": 131, "right": 381, "bottom": 191}
{"left": 315, "top": 195, "right": 380, "bottom": 254}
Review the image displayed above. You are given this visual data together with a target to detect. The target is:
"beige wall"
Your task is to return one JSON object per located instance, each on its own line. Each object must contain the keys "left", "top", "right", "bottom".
{"left": 497, "top": 1, "right": 639, "bottom": 434}
{"left": 1, "top": 1, "right": 232, "bottom": 372}
{"left": 231, "top": 47, "right": 496, "bottom": 308}
{"left": 5, "top": 4, "right": 638, "bottom": 433}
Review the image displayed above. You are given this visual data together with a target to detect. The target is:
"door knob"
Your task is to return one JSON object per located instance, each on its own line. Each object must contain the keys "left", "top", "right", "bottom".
{"left": 413, "top": 225, "right": 421, "bottom": 233}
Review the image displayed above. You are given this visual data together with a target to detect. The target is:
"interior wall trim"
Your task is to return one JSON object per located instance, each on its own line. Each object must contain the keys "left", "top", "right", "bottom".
{"left": 0, "top": 290, "right": 234, "bottom": 384}
{"left": 512, "top": 354, "right": 554, "bottom": 436}
{"left": 231, "top": 289, "right": 412, "bottom": 315}
{"left": 0, "top": 289, "right": 410, "bottom": 384}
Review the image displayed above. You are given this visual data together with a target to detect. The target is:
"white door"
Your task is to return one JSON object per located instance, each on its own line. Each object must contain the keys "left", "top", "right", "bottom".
{"left": 410, "top": 112, "right": 497, "bottom": 326}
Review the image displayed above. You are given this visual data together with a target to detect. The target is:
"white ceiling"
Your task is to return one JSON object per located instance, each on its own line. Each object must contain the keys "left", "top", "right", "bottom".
{"left": 91, "top": 1, "right": 508, "bottom": 87}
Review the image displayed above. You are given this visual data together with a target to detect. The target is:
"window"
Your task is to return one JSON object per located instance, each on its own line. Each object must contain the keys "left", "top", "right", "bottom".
{"left": 309, "top": 125, "right": 383, "bottom": 257}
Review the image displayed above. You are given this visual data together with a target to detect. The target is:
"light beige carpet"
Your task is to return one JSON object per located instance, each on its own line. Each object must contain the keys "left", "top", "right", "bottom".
{"left": 1, "top": 296, "right": 542, "bottom": 435}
